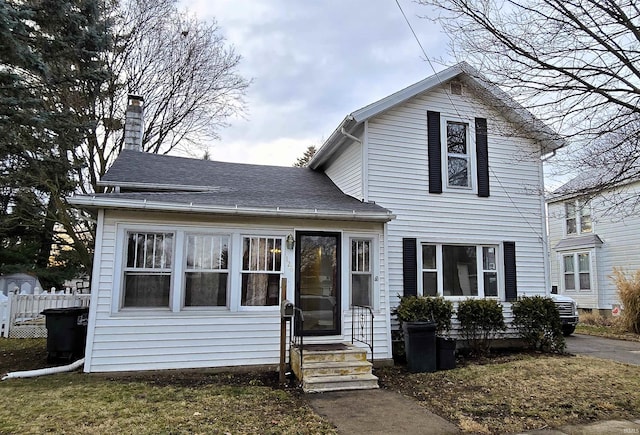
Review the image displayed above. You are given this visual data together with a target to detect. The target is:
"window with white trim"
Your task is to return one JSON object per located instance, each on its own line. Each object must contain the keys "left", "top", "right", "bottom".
{"left": 123, "top": 232, "right": 174, "bottom": 307}
{"left": 241, "top": 236, "right": 283, "bottom": 306}
{"left": 420, "top": 244, "right": 499, "bottom": 298}
{"left": 184, "top": 234, "right": 229, "bottom": 307}
{"left": 351, "top": 239, "right": 372, "bottom": 306}
{"left": 565, "top": 199, "right": 592, "bottom": 235}
{"left": 446, "top": 121, "right": 471, "bottom": 188}
{"left": 563, "top": 252, "right": 591, "bottom": 291}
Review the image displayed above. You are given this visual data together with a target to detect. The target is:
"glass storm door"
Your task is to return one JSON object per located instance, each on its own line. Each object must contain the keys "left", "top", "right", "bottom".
{"left": 295, "top": 231, "right": 341, "bottom": 336}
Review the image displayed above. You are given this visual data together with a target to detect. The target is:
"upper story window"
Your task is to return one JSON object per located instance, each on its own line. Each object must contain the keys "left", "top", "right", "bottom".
{"left": 446, "top": 121, "right": 471, "bottom": 188}
{"left": 184, "top": 234, "right": 229, "bottom": 307}
{"left": 351, "top": 239, "right": 372, "bottom": 306}
{"left": 420, "top": 243, "right": 499, "bottom": 298}
{"left": 565, "top": 199, "right": 591, "bottom": 235}
{"left": 241, "top": 236, "right": 282, "bottom": 307}
{"left": 123, "top": 232, "right": 174, "bottom": 308}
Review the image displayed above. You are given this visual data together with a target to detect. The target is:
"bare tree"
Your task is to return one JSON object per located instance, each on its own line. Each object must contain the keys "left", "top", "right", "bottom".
{"left": 79, "top": 0, "right": 249, "bottom": 195}
{"left": 418, "top": 0, "right": 640, "bottom": 201}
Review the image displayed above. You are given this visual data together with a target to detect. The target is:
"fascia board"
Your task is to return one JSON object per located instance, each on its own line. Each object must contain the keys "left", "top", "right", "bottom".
{"left": 68, "top": 196, "right": 396, "bottom": 223}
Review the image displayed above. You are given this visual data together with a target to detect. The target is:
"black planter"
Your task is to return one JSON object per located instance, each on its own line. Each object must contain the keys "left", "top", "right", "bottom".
{"left": 403, "top": 321, "right": 436, "bottom": 373}
{"left": 436, "top": 336, "right": 456, "bottom": 370}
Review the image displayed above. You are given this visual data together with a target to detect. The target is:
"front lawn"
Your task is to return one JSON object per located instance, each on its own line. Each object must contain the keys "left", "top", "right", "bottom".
{"left": 3, "top": 339, "right": 640, "bottom": 434}
{"left": 0, "top": 338, "right": 336, "bottom": 435}
{"left": 378, "top": 353, "right": 640, "bottom": 434}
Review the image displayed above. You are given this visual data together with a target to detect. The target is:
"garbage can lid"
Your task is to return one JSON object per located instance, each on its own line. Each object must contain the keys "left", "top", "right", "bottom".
{"left": 41, "top": 307, "right": 89, "bottom": 316}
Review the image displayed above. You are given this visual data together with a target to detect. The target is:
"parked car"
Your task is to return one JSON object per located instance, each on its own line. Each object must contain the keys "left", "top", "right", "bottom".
{"left": 550, "top": 293, "right": 579, "bottom": 336}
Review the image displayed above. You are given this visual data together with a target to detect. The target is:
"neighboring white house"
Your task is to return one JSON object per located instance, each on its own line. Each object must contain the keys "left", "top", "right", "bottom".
{"left": 547, "top": 173, "right": 640, "bottom": 314}
{"left": 70, "top": 62, "right": 563, "bottom": 373}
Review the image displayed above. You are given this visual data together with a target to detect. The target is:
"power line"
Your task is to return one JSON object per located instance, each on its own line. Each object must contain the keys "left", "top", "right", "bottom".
{"left": 394, "top": 0, "right": 547, "bottom": 246}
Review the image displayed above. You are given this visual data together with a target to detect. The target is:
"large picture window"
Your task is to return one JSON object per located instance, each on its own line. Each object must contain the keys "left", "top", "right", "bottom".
{"left": 184, "top": 234, "right": 229, "bottom": 307}
{"left": 351, "top": 239, "right": 372, "bottom": 306}
{"left": 241, "top": 236, "right": 283, "bottom": 306}
{"left": 421, "top": 244, "right": 499, "bottom": 298}
{"left": 123, "top": 232, "right": 174, "bottom": 307}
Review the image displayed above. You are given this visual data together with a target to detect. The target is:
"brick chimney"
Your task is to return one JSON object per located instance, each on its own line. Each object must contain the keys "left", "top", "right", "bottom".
{"left": 124, "top": 95, "right": 144, "bottom": 152}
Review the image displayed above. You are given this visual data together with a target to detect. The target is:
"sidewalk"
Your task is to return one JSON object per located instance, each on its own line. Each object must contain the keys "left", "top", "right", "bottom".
{"left": 307, "top": 389, "right": 460, "bottom": 435}
{"left": 307, "top": 388, "right": 640, "bottom": 435}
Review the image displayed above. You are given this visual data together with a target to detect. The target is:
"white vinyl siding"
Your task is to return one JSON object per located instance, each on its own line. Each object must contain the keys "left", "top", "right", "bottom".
{"left": 364, "top": 83, "right": 548, "bottom": 318}
{"left": 324, "top": 138, "right": 363, "bottom": 199}
{"left": 548, "top": 181, "right": 640, "bottom": 310}
{"left": 84, "top": 211, "right": 389, "bottom": 372}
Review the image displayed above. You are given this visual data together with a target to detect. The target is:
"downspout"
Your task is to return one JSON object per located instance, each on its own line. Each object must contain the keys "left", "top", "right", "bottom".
{"left": 2, "top": 358, "right": 84, "bottom": 380}
{"left": 341, "top": 127, "right": 362, "bottom": 144}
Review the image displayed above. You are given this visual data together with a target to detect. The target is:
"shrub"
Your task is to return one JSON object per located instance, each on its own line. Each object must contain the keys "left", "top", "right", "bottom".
{"left": 456, "top": 298, "right": 506, "bottom": 355}
{"left": 393, "top": 295, "right": 454, "bottom": 335}
{"left": 512, "top": 296, "right": 565, "bottom": 352}
{"left": 612, "top": 268, "right": 640, "bottom": 334}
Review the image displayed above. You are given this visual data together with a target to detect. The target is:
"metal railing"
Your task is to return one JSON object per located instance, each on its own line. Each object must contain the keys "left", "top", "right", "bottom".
{"left": 289, "top": 307, "right": 304, "bottom": 372}
{"left": 351, "top": 304, "right": 374, "bottom": 364}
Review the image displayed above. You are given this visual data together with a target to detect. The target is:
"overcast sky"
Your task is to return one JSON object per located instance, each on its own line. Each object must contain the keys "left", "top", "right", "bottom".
{"left": 179, "top": 0, "right": 452, "bottom": 166}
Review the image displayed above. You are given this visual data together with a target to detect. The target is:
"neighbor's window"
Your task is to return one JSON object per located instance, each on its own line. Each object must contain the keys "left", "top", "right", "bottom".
{"left": 184, "top": 234, "right": 229, "bottom": 307}
{"left": 123, "top": 232, "right": 174, "bottom": 308}
{"left": 351, "top": 239, "right": 372, "bottom": 306}
{"left": 241, "top": 236, "right": 282, "bottom": 306}
{"left": 446, "top": 121, "right": 471, "bottom": 188}
{"left": 565, "top": 199, "right": 591, "bottom": 235}
{"left": 421, "top": 244, "right": 499, "bottom": 298}
{"left": 563, "top": 252, "right": 591, "bottom": 291}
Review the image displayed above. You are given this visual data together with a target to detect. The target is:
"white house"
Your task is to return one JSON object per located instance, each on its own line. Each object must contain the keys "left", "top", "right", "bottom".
{"left": 547, "top": 172, "right": 640, "bottom": 314}
{"left": 70, "top": 62, "right": 563, "bottom": 376}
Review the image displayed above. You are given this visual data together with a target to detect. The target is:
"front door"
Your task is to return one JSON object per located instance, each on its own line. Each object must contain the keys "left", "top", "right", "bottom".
{"left": 295, "top": 231, "right": 341, "bottom": 336}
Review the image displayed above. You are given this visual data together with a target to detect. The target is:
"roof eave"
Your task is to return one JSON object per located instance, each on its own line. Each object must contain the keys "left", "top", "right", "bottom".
{"left": 68, "top": 196, "right": 396, "bottom": 223}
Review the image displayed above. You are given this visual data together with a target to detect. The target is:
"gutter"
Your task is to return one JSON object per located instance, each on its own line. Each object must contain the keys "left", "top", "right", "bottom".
{"left": 68, "top": 196, "right": 396, "bottom": 223}
{"left": 309, "top": 115, "right": 358, "bottom": 169}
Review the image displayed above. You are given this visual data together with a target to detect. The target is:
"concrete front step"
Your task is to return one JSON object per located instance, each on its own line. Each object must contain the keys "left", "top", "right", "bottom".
{"left": 301, "top": 359, "right": 373, "bottom": 377}
{"left": 303, "top": 373, "right": 380, "bottom": 393}
{"left": 298, "top": 346, "right": 369, "bottom": 364}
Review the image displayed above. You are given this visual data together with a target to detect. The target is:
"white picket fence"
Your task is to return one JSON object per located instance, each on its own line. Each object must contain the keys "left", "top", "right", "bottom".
{"left": 1, "top": 293, "right": 91, "bottom": 338}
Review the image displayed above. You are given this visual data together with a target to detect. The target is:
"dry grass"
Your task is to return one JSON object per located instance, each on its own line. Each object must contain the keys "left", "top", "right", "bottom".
{"left": 378, "top": 354, "right": 640, "bottom": 434}
{"left": 0, "top": 339, "right": 336, "bottom": 435}
{"left": 612, "top": 268, "right": 640, "bottom": 334}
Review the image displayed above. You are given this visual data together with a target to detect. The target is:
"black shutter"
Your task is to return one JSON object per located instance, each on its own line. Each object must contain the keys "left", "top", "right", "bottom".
{"left": 402, "top": 238, "right": 418, "bottom": 296}
{"left": 476, "top": 117, "right": 489, "bottom": 197}
{"left": 427, "top": 111, "right": 442, "bottom": 194}
{"left": 503, "top": 241, "right": 517, "bottom": 301}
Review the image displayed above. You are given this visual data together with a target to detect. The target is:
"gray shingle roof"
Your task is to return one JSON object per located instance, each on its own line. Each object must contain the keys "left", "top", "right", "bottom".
{"left": 82, "top": 150, "right": 391, "bottom": 217}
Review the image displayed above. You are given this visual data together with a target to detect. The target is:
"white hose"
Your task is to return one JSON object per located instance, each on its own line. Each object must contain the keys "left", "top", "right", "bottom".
{"left": 2, "top": 358, "right": 84, "bottom": 380}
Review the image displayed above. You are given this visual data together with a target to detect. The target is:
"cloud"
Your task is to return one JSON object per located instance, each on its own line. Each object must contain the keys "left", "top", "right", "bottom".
{"left": 180, "top": 0, "right": 451, "bottom": 165}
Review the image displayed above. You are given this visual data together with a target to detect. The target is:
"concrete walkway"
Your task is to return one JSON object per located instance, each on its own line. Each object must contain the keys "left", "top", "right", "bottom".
{"left": 307, "top": 389, "right": 460, "bottom": 435}
{"left": 307, "top": 388, "right": 640, "bottom": 435}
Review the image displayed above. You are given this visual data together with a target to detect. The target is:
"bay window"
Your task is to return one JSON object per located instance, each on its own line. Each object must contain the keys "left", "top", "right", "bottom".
{"left": 563, "top": 252, "right": 591, "bottom": 291}
{"left": 420, "top": 243, "right": 499, "bottom": 298}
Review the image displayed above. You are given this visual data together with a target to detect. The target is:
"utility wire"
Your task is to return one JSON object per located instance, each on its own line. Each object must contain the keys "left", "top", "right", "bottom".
{"left": 394, "top": 0, "right": 547, "bottom": 246}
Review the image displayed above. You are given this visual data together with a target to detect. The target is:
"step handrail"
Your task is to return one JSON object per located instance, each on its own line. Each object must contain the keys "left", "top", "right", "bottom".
{"left": 351, "top": 304, "right": 374, "bottom": 366}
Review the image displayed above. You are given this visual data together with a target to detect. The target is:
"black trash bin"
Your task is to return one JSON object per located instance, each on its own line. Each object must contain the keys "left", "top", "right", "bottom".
{"left": 403, "top": 321, "right": 437, "bottom": 373}
{"left": 41, "top": 307, "right": 89, "bottom": 362}
{"left": 436, "top": 336, "right": 457, "bottom": 370}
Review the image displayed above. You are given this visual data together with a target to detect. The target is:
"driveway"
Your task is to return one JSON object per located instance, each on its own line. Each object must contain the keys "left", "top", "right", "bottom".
{"left": 566, "top": 334, "right": 640, "bottom": 365}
